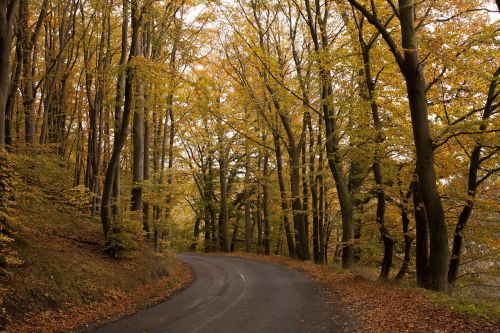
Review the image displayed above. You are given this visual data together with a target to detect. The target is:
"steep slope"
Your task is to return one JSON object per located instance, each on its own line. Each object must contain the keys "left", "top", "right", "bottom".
{"left": 0, "top": 150, "right": 191, "bottom": 331}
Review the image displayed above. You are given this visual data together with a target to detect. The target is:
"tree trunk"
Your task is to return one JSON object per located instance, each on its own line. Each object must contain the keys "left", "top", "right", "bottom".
{"left": 353, "top": 27, "right": 394, "bottom": 279}
{"left": 218, "top": 153, "right": 230, "bottom": 252}
{"left": 301, "top": 132, "right": 309, "bottom": 257}
{"left": 131, "top": 69, "right": 144, "bottom": 212}
{"left": 414, "top": 179, "right": 430, "bottom": 288}
{"left": 395, "top": 179, "right": 414, "bottom": 280}
{"left": 101, "top": 0, "right": 140, "bottom": 239}
{"left": 231, "top": 212, "right": 240, "bottom": 252}
{"left": 273, "top": 132, "right": 295, "bottom": 257}
{"left": 307, "top": 112, "right": 320, "bottom": 263}
{"left": 244, "top": 135, "right": 252, "bottom": 253}
{"left": 399, "top": 0, "right": 449, "bottom": 291}
{"left": 5, "top": 36, "right": 21, "bottom": 146}
{"left": 317, "top": 119, "right": 325, "bottom": 264}
{"left": 111, "top": 0, "right": 128, "bottom": 219}
{"left": 304, "top": 0, "right": 353, "bottom": 268}
{"left": 448, "top": 66, "right": 499, "bottom": 287}
{"left": 0, "top": 0, "right": 19, "bottom": 148}
{"left": 262, "top": 142, "right": 270, "bottom": 255}
{"left": 142, "top": 22, "right": 151, "bottom": 236}
{"left": 190, "top": 215, "right": 201, "bottom": 251}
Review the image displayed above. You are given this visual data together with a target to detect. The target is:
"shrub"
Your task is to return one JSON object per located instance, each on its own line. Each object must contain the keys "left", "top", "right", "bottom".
{"left": 104, "top": 210, "right": 144, "bottom": 258}
{"left": 61, "top": 185, "right": 95, "bottom": 213}
{"left": 0, "top": 153, "right": 22, "bottom": 274}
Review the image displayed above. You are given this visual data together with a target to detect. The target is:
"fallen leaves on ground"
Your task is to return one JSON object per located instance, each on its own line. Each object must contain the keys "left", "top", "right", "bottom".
{"left": 223, "top": 252, "right": 499, "bottom": 333}
{"left": 11, "top": 260, "right": 193, "bottom": 333}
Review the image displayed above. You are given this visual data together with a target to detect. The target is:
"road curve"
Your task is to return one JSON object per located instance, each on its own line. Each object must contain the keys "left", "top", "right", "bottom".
{"left": 91, "top": 254, "right": 355, "bottom": 333}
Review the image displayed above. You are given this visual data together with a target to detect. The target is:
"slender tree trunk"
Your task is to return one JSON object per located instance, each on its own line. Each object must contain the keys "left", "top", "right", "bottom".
{"left": 207, "top": 151, "right": 217, "bottom": 251}
{"left": 273, "top": 132, "right": 295, "bottom": 257}
{"left": 190, "top": 215, "right": 201, "bottom": 251}
{"left": 131, "top": 69, "right": 144, "bottom": 212}
{"left": 142, "top": 102, "right": 150, "bottom": 234}
{"left": 396, "top": 179, "right": 414, "bottom": 280}
{"left": 204, "top": 203, "right": 211, "bottom": 253}
{"left": 231, "top": 212, "right": 240, "bottom": 252}
{"left": 301, "top": 132, "right": 309, "bottom": 256}
{"left": 40, "top": 2, "right": 70, "bottom": 145}
{"left": 358, "top": 41, "right": 394, "bottom": 280}
{"left": 0, "top": 0, "right": 19, "bottom": 148}
{"left": 317, "top": 119, "right": 325, "bottom": 264}
{"left": 262, "top": 139, "right": 270, "bottom": 255}
{"left": 5, "top": 37, "right": 21, "bottom": 147}
{"left": 142, "top": 22, "right": 151, "bottom": 236}
{"left": 306, "top": 112, "right": 320, "bottom": 263}
{"left": 218, "top": 153, "right": 230, "bottom": 252}
{"left": 19, "top": 0, "right": 47, "bottom": 144}
{"left": 448, "top": 67, "right": 499, "bottom": 287}
{"left": 304, "top": 0, "right": 353, "bottom": 268}
{"left": 244, "top": 133, "right": 252, "bottom": 253}
{"left": 101, "top": 0, "right": 140, "bottom": 239}
{"left": 111, "top": 0, "right": 128, "bottom": 219}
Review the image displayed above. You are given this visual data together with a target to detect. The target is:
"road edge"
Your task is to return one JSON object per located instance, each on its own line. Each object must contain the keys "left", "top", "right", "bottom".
{"left": 13, "top": 259, "right": 195, "bottom": 333}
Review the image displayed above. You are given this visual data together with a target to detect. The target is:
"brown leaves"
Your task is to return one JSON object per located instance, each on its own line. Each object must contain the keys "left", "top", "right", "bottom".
{"left": 224, "top": 253, "right": 499, "bottom": 333}
{"left": 10, "top": 261, "right": 193, "bottom": 333}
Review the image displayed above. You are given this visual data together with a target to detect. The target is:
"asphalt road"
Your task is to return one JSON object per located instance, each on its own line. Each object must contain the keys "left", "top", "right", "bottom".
{"left": 91, "top": 254, "right": 355, "bottom": 333}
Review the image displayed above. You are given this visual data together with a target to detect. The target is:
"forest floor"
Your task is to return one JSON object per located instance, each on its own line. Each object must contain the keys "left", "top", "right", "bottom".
{"left": 0, "top": 151, "right": 193, "bottom": 332}
{"left": 223, "top": 252, "right": 500, "bottom": 333}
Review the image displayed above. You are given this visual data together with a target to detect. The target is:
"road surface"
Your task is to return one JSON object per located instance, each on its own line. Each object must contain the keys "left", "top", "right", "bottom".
{"left": 91, "top": 254, "right": 355, "bottom": 333}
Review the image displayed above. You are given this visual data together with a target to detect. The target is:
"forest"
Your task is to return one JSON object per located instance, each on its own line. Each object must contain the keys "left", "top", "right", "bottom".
{"left": 0, "top": 0, "right": 498, "bottom": 331}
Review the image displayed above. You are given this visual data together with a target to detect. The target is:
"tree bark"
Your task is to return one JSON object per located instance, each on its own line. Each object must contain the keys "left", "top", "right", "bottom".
{"left": 395, "top": 179, "right": 414, "bottom": 280}
{"left": 348, "top": 0, "right": 450, "bottom": 290}
{"left": 5, "top": 34, "right": 21, "bottom": 147}
{"left": 414, "top": 179, "right": 430, "bottom": 288}
{"left": 19, "top": 0, "right": 47, "bottom": 144}
{"left": 448, "top": 66, "right": 500, "bottom": 287}
{"left": 304, "top": 0, "right": 353, "bottom": 268}
{"left": 111, "top": 0, "right": 128, "bottom": 219}
{"left": 399, "top": 0, "right": 449, "bottom": 290}
{"left": 101, "top": 0, "right": 140, "bottom": 239}
{"left": 262, "top": 136, "right": 270, "bottom": 255}
{"left": 218, "top": 150, "right": 230, "bottom": 252}
{"left": 273, "top": 132, "right": 295, "bottom": 257}
{"left": 0, "top": 0, "right": 19, "bottom": 148}
{"left": 244, "top": 130, "right": 252, "bottom": 253}
{"left": 358, "top": 32, "right": 393, "bottom": 280}
{"left": 131, "top": 67, "right": 145, "bottom": 212}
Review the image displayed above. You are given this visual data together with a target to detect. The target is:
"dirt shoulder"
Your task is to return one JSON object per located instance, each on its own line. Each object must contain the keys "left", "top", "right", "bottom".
{"left": 11, "top": 260, "right": 193, "bottom": 333}
{"left": 222, "top": 252, "right": 499, "bottom": 333}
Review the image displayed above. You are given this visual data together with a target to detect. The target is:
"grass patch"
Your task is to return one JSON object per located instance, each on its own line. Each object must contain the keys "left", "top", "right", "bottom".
{"left": 420, "top": 288, "right": 500, "bottom": 323}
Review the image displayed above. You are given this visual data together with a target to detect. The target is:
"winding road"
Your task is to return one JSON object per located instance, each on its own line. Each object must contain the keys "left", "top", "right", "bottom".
{"left": 92, "top": 254, "right": 355, "bottom": 333}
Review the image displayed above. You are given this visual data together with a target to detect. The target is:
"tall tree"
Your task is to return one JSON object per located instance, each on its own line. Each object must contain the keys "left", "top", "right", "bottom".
{"left": 0, "top": 0, "right": 19, "bottom": 148}
{"left": 348, "top": 0, "right": 450, "bottom": 291}
{"left": 101, "top": 0, "right": 142, "bottom": 238}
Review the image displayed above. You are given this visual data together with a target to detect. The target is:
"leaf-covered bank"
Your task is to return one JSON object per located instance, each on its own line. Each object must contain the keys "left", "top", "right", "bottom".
{"left": 0, "top": 151, "right": 192, "bottom": 332}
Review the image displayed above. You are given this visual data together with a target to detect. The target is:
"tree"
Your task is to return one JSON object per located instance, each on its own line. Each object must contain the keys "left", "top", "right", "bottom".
{"left": 0, "top": 0, "right": 19, "bottom": 148}
{"left": 101, "top": 0, "right": 142, "bottom": 239}
{"left": 348, "top": 0, "right": 450, "bottom": 291}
